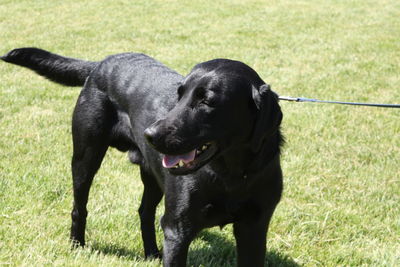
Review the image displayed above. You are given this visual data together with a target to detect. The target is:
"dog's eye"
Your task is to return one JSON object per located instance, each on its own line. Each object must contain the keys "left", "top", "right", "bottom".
{"left": 195, "top": 88, "right": 216, "bottom": 107}
{"left": 195, "top": 88, "right": 210, "bottom": 106}
{"left": 195, "top": 87, "right": 206, "bottom": 99}
{"left": 199, "top": 96, "right": 215, "bottom": 107}
{"left": 200, "top": 99, "right": 210, "bottom": 105}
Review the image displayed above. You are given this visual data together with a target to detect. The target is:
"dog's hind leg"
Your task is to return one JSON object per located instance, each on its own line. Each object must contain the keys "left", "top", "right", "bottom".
{"left": 138, "top": 167, "right": 163, "bottom": 258}
{"left": 70, "top": 89, "right": 113, "bottom": 247}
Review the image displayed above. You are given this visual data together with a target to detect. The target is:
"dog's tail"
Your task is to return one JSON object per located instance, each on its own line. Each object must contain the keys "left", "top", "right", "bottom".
{"left": 1, "top": 47, "right": 98, "bottom": 87}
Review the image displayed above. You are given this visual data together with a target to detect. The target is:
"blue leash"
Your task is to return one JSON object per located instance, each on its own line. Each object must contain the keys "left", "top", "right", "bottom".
{"left": 278, "top": 96, "right": 400, "bottom": 108}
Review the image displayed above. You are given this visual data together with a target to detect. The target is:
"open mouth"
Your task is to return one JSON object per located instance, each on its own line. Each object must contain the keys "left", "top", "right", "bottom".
{"left": 162, "top": 142, "right": 218, "bottom": 175}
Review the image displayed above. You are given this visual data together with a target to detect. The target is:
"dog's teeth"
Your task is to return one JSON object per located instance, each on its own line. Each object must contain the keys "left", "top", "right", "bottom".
{"left": 179, "top": 160, "right": 184, "bottom": 167}
{"left": 202, "top": 145, "right": 207, "bottom": 151}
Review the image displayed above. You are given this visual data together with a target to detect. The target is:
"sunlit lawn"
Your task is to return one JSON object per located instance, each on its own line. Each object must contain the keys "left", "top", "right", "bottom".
{"left": 1, "top": 0, "right": 399, "bottom": 266}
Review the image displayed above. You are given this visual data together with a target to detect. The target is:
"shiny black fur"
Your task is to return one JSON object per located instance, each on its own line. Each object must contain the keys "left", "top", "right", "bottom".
{"left": 1, "top": 48, "right": 283, "bottom": 267}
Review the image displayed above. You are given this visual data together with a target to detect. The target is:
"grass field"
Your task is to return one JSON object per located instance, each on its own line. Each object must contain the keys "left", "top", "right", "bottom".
{"left": 1, "top": 0, "right": 399, "bottom": 266}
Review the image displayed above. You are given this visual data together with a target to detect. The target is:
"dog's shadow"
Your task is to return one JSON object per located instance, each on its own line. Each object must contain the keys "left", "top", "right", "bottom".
{"left": 90, "top": 241, "right": 142, "bottom": 261}
{"left": 91, "top": 231, "right": 299, "bottom": 266}
{"left": 189, "top": 231, "right": 299, "bottom": 267}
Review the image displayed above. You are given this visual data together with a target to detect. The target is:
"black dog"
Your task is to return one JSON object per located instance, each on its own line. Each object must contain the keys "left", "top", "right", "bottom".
{"left": 1, "top": 48, "right": 283, "bottom": 267}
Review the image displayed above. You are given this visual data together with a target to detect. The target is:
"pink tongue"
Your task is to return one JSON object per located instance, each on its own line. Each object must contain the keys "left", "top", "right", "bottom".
{"left": 162, "top": 150, "right": 196, "bottom": 168}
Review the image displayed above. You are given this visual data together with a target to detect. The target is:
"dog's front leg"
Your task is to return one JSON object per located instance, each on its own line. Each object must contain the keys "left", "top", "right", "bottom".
{"left": 233, "top": 213, "right": 272, "bottom": 267}
{"left": 160, "top": 215, "right": 196, "bottom": 267}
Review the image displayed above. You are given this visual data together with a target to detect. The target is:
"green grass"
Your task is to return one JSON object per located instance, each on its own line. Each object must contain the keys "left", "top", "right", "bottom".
{"left": 1, "top": 0, "right": 399, "bottom": 266}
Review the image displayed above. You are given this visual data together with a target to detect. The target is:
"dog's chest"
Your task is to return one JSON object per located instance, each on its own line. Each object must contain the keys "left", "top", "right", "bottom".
{"left": 200, "top": 196, "right": 260, "bottom": 228}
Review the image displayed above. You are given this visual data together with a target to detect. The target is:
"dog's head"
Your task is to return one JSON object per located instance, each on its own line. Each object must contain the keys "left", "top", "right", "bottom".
{"left": 144, "top": 59, "right": 282, "bottom": 175}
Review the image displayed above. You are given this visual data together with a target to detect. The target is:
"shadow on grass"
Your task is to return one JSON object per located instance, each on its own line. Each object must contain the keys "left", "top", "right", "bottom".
{"left": 90, "top": 241, "right": 143, "bottom": 261}
{"left": 90, "top": 231, "right": 299, "bottom": 266}
{"left": 188, "top": 231, "right": 300, "bottom": 267}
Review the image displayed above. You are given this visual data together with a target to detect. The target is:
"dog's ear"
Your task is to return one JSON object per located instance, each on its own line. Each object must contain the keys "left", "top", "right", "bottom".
{"left": 251, "top": 84, "right": 282, "bottom": 153}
